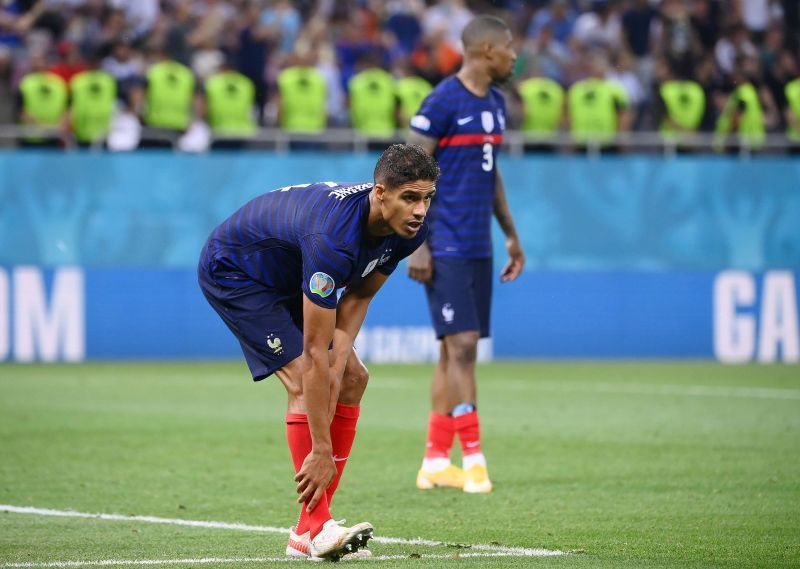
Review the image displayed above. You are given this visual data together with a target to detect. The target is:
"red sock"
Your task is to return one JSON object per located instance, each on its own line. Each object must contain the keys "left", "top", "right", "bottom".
{"left": 454, "top": 410, "right": 482, "bottom": 456}
{"left": 424, "top": 412, "right": 455, "bottom": 459}
{"left": 326, "top": 403, "right": 360, "bottom": 505}
{"left": 286, "top": 413, "right": 332, "bottom": 538}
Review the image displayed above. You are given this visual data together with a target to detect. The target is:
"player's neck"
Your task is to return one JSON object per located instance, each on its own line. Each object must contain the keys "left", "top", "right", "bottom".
{"left": 366, "top": 191, "right": 393, "bottom": 239}
{"left": 457, "top": 65, "right": 492, "bottom": 97}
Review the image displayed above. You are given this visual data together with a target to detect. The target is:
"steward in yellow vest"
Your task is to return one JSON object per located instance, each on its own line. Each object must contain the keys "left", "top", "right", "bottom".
{"left": 205, "top": 68, "right": 256, "bottom": 137}
{"left": 784, "top": 77, "right": 800, "bottom": 143}
{"left": 659, "top": 80, "right": 705, "bottom": 138}
{"left": 348, "top": 63, "right": 396, "bottom": 135}
{"left": 145, "top": 57, "right": 195, "bottom": 131}
{"left": 19, "top": 55, "right": 68, "bottom": 145}
{"left": 518, "top": 76, "right": 564, "bottom": 136}
{"left": 277, "top": 65, "right": 327, "bottom": 133}
{"left": 396, "top": 75, "right": 432, "bottom": 129}
{"left": 567, "top": 77, "right": 629, "bottom": 145}
{"left": 70, "top": 66, "right": 117, "bottom": 145}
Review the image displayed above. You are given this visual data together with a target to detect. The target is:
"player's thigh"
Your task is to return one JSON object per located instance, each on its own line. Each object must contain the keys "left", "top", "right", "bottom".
{"left": 424, "top": 257, "right": 482, "bottom": 338}
{"left": 473, "top": 257, "right": 493, "bottom": 339}
{"left": 200, "top": 279, "right": 304, "bottom": 382}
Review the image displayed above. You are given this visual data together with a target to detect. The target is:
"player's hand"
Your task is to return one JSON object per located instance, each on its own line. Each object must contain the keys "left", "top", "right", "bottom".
{"left": 407, "top": 241, "right": 433, "bottom": 283}
{"left": 500, "top": 237, "right": 525, "bottom": 283}
{"left": 294, "top": 449, "right": 336, "bottom": 512}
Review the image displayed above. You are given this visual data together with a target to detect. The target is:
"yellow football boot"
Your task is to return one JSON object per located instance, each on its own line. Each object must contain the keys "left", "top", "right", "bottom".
{"left": 416, "top": 464, "right": 465, "bottom": 490}
{"left": 463, "top": 464, "right": 492, "bottom": 493}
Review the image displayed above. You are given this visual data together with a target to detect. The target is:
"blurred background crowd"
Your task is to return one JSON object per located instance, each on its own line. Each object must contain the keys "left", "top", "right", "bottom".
{"left": 1, "top": 0, "right": 798, "bottom": 151}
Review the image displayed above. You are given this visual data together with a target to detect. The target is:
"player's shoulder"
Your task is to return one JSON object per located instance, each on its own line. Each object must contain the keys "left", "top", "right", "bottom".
{"left": 488, "top": 85, "right": 507, "bottom": 106}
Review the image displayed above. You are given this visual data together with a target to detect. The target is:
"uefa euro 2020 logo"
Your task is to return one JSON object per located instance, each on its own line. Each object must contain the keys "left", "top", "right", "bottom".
{"left": 309, "top": 272, "right": 335, "bottom": 298}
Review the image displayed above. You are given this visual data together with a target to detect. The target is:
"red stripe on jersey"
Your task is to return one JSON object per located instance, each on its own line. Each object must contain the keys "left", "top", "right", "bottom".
{"left": 437, "top": 134, "right": 504, "bottom": 147}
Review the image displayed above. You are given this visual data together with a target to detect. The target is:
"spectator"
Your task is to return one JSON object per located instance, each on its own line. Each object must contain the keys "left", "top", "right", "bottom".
{"left": 383, "top": 0, "right": 424, "bottom": 57}
{"left": 49, "top": 40, "right": 87, "bottom": 83}
{"left": 235, "top": 0, "right": 274, "bottom": 126}
{"left": 572, "top": 0, "right": 621, "bottom": 52}
{"left": 422, "top": 0, "right": 472, "bottom": 52}
{"left": 109, "top": 0, "right": 160, "bottom": 42}
{"left": 690, "top": 0, "right": 721, "bottom": 52}
{"left": 526, "top": 0, "right": 576, "bottom": 47}
{"left": 260, "top": 0, "right": 301, "bottom": 60}
{"left": 737, "top": 0, "right": 782, "bottom": 44}
{"left": 622, "top": 0, "right": 656, "bottom": 59}
{"left": 607, "top": 49, "right": 646, "bottom": 128}
{"left": 522, "top": 23, "right": 572, "bottom": 84}
{"left": 102, "top": 39, "right": 145, "bottom": 96}
{"left": 658, "top": 0, "right": 703, "bottom": 80}
{"left": 164, "top": 0, "right": 194, "bottom": 66}
{"left": 714, "top": 24, "right": 756, "bottom": 76}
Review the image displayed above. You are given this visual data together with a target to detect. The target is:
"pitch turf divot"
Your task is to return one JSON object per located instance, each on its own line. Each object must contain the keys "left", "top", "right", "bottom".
{"left": 0, "top": 505, "right": 567, "bottom": 560}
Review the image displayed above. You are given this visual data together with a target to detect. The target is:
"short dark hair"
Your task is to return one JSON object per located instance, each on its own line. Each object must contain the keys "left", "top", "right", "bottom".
{"left": 461, "top": 15, "right": 510, "bottom": 51}
{"left": 373, "top": 144, "right": 440, "bottom": 190}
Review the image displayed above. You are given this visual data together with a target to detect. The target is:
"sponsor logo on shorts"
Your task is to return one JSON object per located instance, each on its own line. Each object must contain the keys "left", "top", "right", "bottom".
{"left": 442, "top": 303, "right": 455, "bottom": 324}
{"left": 309, "top": 272, "right": 335, "bottom": 298}
{"left": 266, "top": 334, "right": 283, "bottom": 355}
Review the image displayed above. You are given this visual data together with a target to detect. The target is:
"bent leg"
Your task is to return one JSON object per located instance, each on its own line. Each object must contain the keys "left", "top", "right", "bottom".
{"left": 277, "top": 357, "right": 333, "bottom": 538}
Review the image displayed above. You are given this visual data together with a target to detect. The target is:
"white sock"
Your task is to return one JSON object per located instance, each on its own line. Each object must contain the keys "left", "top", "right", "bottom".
{"left": 422, "top": 457, "right": 451, "bottom": 472}
{"left": 462, "top": 453, "right": 486, "bottom": 470}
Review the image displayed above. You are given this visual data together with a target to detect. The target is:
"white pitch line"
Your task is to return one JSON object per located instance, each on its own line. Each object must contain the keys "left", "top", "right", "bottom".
{"left": 512, "top": 380, "right": 800, "bottom": 401}
{"left": 0, "top": 505, "right": 565, "bottom": 559}
{"left": 1, "top": 551, "right": 557, "bottom": 568}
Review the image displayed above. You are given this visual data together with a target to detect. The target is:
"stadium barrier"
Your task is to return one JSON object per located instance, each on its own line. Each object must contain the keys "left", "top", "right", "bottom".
{"left": 0, "top": 152, "right": 797, "bottom": 364}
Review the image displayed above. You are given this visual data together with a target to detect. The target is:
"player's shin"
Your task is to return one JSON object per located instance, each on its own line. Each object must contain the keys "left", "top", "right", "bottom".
{"left": 326, "top": 403, "right": 360, "bottom": 504}
{"left": 286, "top": 413, "right": 333, "bottom": 537}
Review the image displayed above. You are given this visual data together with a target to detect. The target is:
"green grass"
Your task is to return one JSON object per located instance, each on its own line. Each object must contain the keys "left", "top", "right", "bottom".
{"left": 0, "top": 361, "right": 798, "bottom": 568}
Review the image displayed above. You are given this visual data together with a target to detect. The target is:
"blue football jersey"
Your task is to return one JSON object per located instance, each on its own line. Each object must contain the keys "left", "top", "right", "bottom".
{"left": 201, "top": 181, "right": 428, "bottom": 309}
{"left": 410, "top": 76, "right": 506, "bottom": 259}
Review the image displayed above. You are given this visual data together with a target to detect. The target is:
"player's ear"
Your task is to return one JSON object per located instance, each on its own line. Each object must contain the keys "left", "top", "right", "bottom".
{"left": 375, "top": 183, "right": 386, "bottom": 202}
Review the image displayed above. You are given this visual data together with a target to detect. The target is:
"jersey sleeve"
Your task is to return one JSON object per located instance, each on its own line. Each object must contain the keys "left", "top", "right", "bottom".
{"left": 409, "top": 90, "right": 452, "bottom": 139}
{"left": 377, "top": 225, "right": 429, "bottom": 276}
{"left": 300, "top": 233, "right": 355, "bottom": 309}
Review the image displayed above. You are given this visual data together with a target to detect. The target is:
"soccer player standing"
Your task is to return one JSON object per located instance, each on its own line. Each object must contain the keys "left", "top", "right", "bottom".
{"left": 198, "top": 144, "right": 439, "bottom": 560}
{"left": 406, "top": 16, "right": 525, "bottom": 494}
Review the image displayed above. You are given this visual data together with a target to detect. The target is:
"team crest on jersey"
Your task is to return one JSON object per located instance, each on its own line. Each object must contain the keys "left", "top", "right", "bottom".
{"left": 309, "top": 272, "right": 335, "bottom": 298}
{"left": 497, "top": 109, "right": 506, "bottom": 131}
{"left": 481, "top": 111, "right": 494, "bottom": 133}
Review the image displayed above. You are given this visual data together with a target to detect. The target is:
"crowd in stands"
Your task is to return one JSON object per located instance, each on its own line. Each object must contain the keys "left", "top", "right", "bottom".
{"left": 0, "top": 0, "right": 798, "bottom": 150}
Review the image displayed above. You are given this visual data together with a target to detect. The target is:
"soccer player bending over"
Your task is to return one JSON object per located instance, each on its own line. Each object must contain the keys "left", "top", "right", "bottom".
{"left": 198, "top": 144, "right": 439, "bottom": 560}
{"left": 406, "top": 16, "right": 525, "bottom": 494}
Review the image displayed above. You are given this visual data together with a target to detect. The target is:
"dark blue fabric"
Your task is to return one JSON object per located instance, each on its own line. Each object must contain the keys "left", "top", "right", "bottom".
{"left": 198, "top": 269, "right": 304, "bottom": 380}
{"left": 200, "top": 181, "right": 427, "bottom": 310}
{"left": 198, "top": 180, "right": 427, "bottom": 377}
{"left": 410, "top": 76, "right": 506, "bottom": 259}
{"left": 424, "top": 257, "right": 493, "bottom": 339}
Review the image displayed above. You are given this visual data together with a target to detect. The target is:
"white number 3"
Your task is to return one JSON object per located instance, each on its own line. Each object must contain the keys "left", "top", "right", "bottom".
{"left": 481, "top": 143, "right": 493, "bottom": 172}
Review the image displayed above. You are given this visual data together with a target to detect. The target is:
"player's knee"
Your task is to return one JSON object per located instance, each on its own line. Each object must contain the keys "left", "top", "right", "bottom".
{"left": 445, "top": 334, "right": 478, "bottom": 366}
{"left": 342, "top": 362, "right": 369, "bottom": 392}
{"left": 339, "top": 361, "right": 369, "bottom": 405}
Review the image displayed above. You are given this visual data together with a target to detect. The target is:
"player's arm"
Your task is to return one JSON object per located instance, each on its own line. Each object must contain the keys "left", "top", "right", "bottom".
{"left": 294, "top": 296, "right": 337, "bottom": 511}
{"left": 405, "top": 130, "right": 438, "bottom": 283}
{"left": 330, "top": 270, "right": 390, "bottom": 377}
{"left": 493, "top": 169, "right": 525, "bottom": 282}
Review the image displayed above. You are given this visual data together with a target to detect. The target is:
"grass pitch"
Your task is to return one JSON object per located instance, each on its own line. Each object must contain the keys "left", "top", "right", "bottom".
{"left": 0, "top": 361, "right": 798, "bottom": 568}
